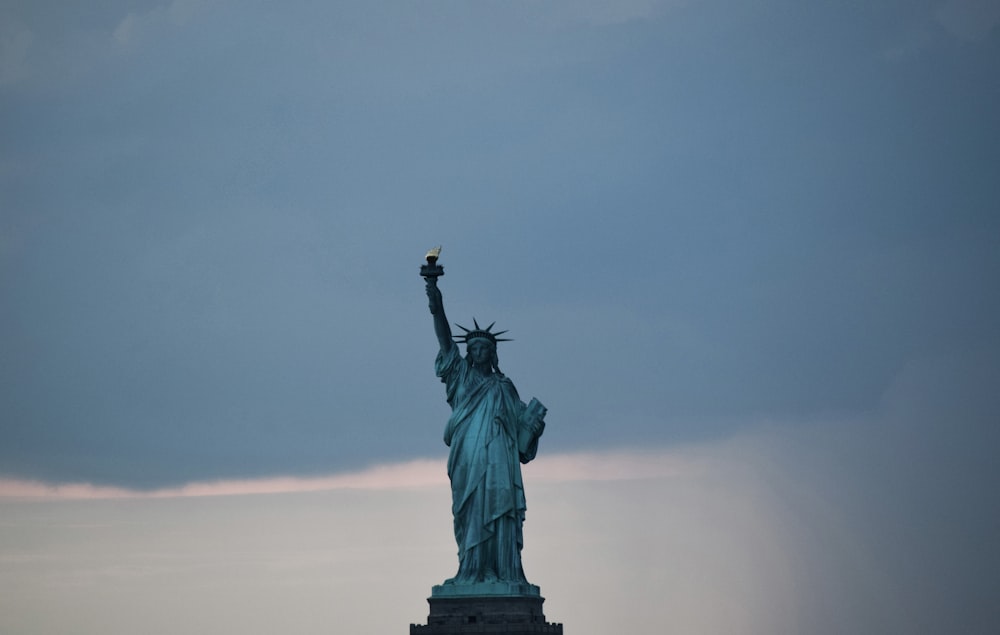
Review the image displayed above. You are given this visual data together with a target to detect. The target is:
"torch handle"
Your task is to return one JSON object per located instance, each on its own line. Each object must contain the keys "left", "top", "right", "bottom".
{"left": 420, "top": 263, "right": 444, "bottom": 279}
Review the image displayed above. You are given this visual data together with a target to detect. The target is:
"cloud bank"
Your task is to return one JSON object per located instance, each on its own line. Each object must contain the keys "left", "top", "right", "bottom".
{"left": 2, "top": 0, "right": 998, "bottom": 490}
{"left": 3, "top": 362, "right": 997, "bottom": 635}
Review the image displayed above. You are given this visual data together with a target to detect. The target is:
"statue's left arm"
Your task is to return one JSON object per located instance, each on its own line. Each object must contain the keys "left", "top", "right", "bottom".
{"left": 517, "top": 397, "right": 547, "bottom": 463}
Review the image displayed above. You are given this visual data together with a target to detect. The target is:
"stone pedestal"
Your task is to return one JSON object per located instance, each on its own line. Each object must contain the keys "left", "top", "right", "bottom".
{"left": 410, "top": 585, "right": 563, "bottom": 635}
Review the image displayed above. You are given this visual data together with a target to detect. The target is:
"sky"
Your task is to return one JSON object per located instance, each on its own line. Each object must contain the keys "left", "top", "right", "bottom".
{"left": 1, "top": 0, "right": 999, "bottom": 633}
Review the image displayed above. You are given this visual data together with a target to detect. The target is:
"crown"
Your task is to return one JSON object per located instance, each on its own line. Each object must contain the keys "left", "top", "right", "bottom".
{"left": 453, "top": 318, "right": 511, "bottom": 345}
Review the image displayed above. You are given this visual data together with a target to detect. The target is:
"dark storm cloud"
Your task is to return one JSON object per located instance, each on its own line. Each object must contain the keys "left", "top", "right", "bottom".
{"left": 1, "top": 0, "right": 998, "bottom": 488}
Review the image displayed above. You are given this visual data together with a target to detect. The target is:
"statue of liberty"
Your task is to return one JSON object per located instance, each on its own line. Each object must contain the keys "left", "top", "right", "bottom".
{"left": 422, "top": 249, "right": 547, "bottom": 591}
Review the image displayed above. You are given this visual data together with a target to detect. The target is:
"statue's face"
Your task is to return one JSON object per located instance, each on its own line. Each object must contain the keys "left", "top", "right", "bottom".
{"left": 467, "top": 339, "right": 494, "bottom": 366}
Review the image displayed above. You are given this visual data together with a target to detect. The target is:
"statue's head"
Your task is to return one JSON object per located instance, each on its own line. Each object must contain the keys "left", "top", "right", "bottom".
{"left": 466, "top": 337, "right": 497, "bottom": 368}
{"left": 454, "top": 319, "right": 509, "bottom": 374}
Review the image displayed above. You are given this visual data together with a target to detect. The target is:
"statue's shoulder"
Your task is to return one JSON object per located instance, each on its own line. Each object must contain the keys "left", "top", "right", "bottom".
{"left": 435, "top": 343, "right": 465, "bottom": 378}
{"left": 497, "top": 374, "right": 520, "bottom": 397}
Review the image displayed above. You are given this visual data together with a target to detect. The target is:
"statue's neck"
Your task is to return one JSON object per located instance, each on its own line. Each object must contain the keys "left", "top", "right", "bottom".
{"left": 471, "top": 363, "right": 493, "bottom": 376}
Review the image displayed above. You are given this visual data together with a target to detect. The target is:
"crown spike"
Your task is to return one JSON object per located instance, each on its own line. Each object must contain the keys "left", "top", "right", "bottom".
{"left": 450, "top": 318, "right": 511, "bottom": 346}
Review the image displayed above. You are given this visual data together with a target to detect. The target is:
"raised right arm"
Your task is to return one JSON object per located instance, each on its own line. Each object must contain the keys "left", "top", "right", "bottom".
{"left": 426, "top": 278, "right": 455, "bottom": 353}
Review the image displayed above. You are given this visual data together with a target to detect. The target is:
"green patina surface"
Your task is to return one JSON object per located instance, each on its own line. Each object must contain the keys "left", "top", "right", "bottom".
{"left": 422, "top": 253, "right": 548, "bottom": 590}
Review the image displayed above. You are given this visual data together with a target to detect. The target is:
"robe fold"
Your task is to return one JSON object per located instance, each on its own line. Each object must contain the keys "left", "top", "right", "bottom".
{"left": 436, "top": 344, "right": 540, "bottom": 584}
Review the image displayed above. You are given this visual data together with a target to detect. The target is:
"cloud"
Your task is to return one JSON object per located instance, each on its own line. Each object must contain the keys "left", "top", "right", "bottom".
{"left": 0, "top": 458, "right": 445, "bottom": 500}
{"left": 4, "top": 410, "right": 996, "bottom": 635}
{"left": 4, "top": 336, "right": 998, "bottom": 633}
{"left": 2, "top": 0, "right": 997, "bottom": 505}
{"left": 0, "top": 449, "right": 708, "bottom": 500}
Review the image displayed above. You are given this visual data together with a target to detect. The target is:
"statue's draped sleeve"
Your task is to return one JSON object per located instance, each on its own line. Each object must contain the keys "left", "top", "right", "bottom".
{"left": 435, "top": 346, "right": 539, "bottom": 461}
{"left": 433, "top": 339, "right": 545, "bottom": 583}
{"left": 435, "top": 345, "right": 467, "bottom": 446}
{"left": 435, "top": 345, "right": 532, "bottom": 548}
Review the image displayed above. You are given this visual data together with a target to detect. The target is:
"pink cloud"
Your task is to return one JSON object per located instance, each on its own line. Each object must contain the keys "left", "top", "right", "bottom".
{"left": 0, "top": 448, "right": 709, "bottom": 501}
{"left": 0, "top": 459, "right": 447, "bottom": 500}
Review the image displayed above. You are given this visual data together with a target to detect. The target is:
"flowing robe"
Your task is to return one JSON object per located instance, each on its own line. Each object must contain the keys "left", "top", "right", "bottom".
{"left": 436, "top": 345, "right": 540, "bottom": 584}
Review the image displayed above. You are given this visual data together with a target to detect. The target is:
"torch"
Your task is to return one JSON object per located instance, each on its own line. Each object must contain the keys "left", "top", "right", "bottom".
{"left": 420, "top": 246, "right": 444, "bottom": 281}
